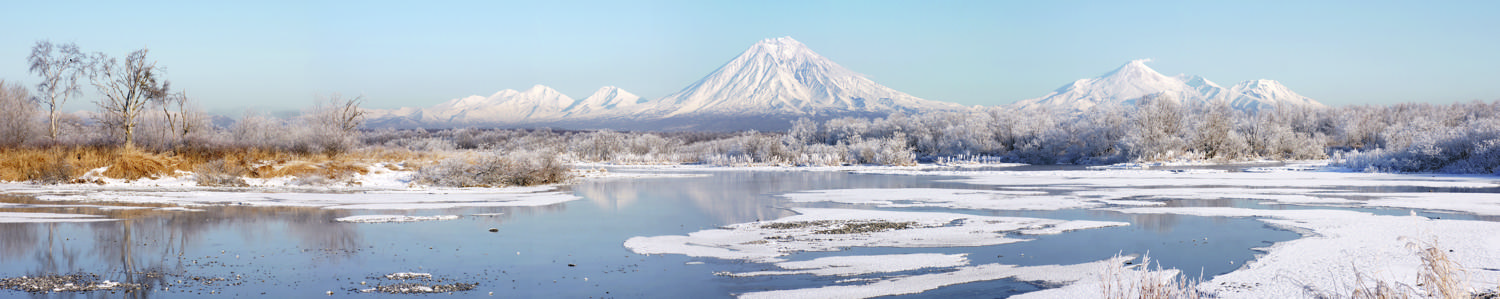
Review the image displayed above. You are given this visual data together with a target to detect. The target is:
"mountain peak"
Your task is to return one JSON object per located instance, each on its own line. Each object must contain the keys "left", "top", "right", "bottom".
{"left": 1102, "top": 59, "right": 1161, "bottom": 79}
{"left": 653, "top": 36, "right": 960, "bottom": 118}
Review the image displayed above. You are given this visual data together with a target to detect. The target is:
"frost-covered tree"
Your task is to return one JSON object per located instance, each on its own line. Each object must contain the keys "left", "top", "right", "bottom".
{"left": 27, "top": 41, "right": 87, "bottom": 142}
{"left": 90, "top": 48, "right": 170, "bottom": 149}
{"left": 1190, "top": 100, "right": 1249, "bottom": 160}
{"left": 0, "top": 80, "right": 39, "bottom": 147}
{"left": 1125, "top": 93, "right": 1187, "bottom": 161}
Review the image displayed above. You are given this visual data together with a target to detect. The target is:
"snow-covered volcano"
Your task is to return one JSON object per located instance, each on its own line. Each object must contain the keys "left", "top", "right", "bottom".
{"left": 1013, "top": 59, "right": 1325, "bottom": 112}
{"left": 648, "top": 37, "right": 962, "bottom": 118}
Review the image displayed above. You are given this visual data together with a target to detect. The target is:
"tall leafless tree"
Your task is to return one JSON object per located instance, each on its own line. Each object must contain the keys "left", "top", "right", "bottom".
{"left": 91, "top": 48, "right": 169, "bottom": 149}
{"left": 27, "top": 40, "right": 88, "bottom": 142}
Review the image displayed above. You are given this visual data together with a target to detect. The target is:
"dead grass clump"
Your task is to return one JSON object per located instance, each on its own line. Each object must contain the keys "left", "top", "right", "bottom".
{"left": 1410, "top": 238, "right": 1469, "bottom": 299}
{"left": 761, "top": 220, "right": 836, "bottom": 230}
{"left": 102, "top": 148, "right": 179, "bottom": 180}
{"left": 194, "top": 159, "right": 248, "bottom": 187}
{"left": 1101, "top": 253, "right": 1205, "bottom": 299}
{"left": 815, "top": 221, "right": 916, "bottom": 234}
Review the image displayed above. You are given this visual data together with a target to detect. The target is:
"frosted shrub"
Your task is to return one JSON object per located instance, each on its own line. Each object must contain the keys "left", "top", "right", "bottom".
{"left": 194, "top": 159, "right": 248, "bottom": 187}
{"left": 846, "top": 133, "right": 915, "bottom": 166}
{"left": 414, "top": 150, "right": 571, "bottom": 187}
{"left": 1340, "top": 118, "right": 1500, "bottom": 174}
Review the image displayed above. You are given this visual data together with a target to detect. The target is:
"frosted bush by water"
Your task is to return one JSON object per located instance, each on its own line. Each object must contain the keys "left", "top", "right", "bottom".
{"left": 414, "top": 150, "right": 571, "bottom": 187}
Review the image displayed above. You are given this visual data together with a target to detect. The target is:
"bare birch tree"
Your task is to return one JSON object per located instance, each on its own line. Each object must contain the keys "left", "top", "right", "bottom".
{"left": 27, "top": 40, "right": 88, "bottom": 142}
{"left": 90, "top": 48, "right": 170, "bottom": 149}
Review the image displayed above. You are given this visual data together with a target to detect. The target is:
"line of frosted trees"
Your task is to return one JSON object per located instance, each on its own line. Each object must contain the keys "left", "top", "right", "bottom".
{"left": 360, "top": 94, "right": 1500, "bottom": 174}
{"left": 1, "top": 41, "right": 366, "bottom": 155}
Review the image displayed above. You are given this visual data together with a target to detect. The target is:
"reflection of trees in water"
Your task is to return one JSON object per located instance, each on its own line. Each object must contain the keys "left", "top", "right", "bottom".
{"left": 570, "top": 171, "right": 960, "bottom": 225}
{"left": 1130, "top": 198, "right": 1237, "bottom": 233}
{"left": 0, "top": 223, "right": 37, "bottom": 263}
{"left": 0, "top": 196, "right": 366, "bottom": 290}
{"left": 571, "top": 182, "right": 641, "bottom": 211}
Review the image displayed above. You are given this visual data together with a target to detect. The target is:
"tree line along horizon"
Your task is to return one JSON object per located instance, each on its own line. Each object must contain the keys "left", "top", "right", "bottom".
{"left": 2, "top": 41, "right": 1498, "bottom": 176}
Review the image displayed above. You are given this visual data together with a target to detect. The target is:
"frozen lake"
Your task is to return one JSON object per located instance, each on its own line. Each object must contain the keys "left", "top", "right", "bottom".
{"left": 1, "top": 165, "right": 1498, "bottom": 297}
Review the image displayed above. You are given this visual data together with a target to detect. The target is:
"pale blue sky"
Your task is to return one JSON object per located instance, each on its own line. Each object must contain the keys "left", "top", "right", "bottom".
{"left": 1, "top": 0, "right": 1497, "bottom": 113}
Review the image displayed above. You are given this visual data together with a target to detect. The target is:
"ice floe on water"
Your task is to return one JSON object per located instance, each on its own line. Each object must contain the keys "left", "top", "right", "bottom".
{"left": 738, "top": 256, "right": 1134, "bottom": 299}
{"left": 624, "top": 208, "right": 1127, "bottom": 263}
{"left": 1112, "top": 206, "right": 1500, "bottom": 297}
{"left": 10, "top": 186, "right": 578, "bottom": 210}
{"left": 334, "top": 215, "right": 460, "bottom": 223}
{"left": 723, "top": 253, "right": 969, "bottom": 277}
{"left": 0, "top": 212, "right": 113, "bottom": 223}
{"left": 781, "top": 188, "right": 1100, "bottom": 210}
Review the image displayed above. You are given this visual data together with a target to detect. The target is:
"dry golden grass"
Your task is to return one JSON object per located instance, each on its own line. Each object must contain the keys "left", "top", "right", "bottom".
{"left": 102, "top": 148, "right": 179, "bottom": 180}
{"left": 0, "top": 145, "right": 439, "bottom": 184}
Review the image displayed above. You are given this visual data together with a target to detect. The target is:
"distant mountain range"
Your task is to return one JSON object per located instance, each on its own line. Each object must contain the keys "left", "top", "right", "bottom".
{"left": 365, "top": 37, "right": 963, "bottom": 131}
{"left": 1013, "top": 59, "right": 1324, "bottom": 112}
{"left": 366, "top": 40, "right": 1324, "bottom": 131}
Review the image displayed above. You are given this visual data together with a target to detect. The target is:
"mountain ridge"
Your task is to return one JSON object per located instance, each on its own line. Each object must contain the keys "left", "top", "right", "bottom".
{"left": 366, "top": 36, "right": 964, "bottom": 130}
{"left": 1014, "top": 59, "right": 1325, "bottom": 112}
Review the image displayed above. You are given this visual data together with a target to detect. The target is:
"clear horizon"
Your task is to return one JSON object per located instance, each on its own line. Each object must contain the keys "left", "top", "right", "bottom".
{"left": 2, "top": 0, "right": 1497, "bottom": 114}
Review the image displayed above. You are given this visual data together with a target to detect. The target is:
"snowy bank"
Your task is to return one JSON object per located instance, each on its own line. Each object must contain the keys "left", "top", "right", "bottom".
{"left": 1113, "top": 206, "right": 1500, "bottom": 297}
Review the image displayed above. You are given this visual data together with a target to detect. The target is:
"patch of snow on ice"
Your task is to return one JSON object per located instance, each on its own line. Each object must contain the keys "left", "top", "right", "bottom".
{"left": 740, "top": 256, "right": 1132, "bottom": 299}
{"left": 727, "top": 253, "right": 969, "bottom": 277}
{"left": 0, "top": 212, "right": 113, "bottom": 223}
{"left": 781, "top": 188, "right": 1098, "bottom": 211}
{"left": 623, "top": 208, "right": 1127, "bottom": 262}
{"left": 383, "top": 272, "right": 433, "bottom": 280}
{"left": 335, "top": 215, "right": 460, "bottom": 223}
{"left": 17, "top": 186, "right": 578, "bottom": 211}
